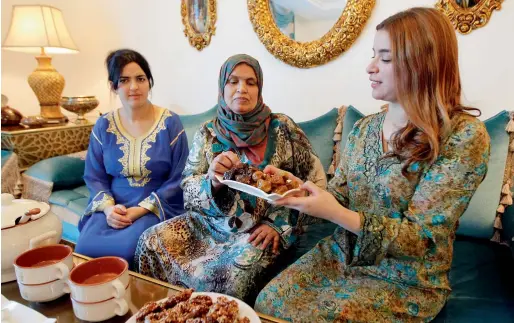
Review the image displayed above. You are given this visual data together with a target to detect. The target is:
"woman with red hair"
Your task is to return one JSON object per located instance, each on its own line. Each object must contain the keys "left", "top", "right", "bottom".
{"left": 255, "top": 7, "right": 490, "bottom": 322}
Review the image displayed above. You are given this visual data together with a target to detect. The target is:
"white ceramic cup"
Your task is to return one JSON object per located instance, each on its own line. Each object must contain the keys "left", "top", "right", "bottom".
{"left": 71, "top": 284, "right": 131, "bottom": 322}
{"left": 14, "top": 244, "right": 73, "bottom": 285}
{"left": 18, "top": 278, "right": 70, "bottom": 302}
{"left": 68, "top": 256, "right": 129, "bottom": 303}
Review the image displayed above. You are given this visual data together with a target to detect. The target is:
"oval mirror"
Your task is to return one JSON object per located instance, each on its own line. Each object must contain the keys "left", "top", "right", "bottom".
{"left": 270, "top": 0, "right": 345, "bottom": 42}
{"left": 248, "top": 0, "right": 375, "bottom": 68}
{"left": 181, "top": 0, "right": 217, "bottom": 50}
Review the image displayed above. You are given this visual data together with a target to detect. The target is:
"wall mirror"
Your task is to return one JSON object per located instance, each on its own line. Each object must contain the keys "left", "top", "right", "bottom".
{"left": 247, "top": 0, "right": 375, "bottom": 68}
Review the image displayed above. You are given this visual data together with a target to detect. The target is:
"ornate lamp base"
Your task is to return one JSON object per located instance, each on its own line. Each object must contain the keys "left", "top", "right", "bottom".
{"left": 27, "top": 50, "right": 66, "bottom": 121}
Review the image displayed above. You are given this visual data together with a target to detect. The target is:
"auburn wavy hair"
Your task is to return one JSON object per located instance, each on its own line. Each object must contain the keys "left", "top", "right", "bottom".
{"left": 376, "top": 7, "right": 480, "bottom": 176}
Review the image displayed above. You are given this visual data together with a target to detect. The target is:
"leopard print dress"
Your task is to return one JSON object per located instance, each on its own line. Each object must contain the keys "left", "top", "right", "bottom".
{"left": 135, "top": 113, "right": 326, "bottom": 303}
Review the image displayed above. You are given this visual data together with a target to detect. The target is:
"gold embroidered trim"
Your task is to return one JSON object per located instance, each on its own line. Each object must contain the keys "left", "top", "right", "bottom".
{"left": 139, "top": 193, "right": 162, "bottom": 220}
{"left": 138, "top": 110, "right": 170, "bottom": 187}
{"left": 106, "top": 108, "right": 168, "bottom": 187}
{"left": 106, "top": 111, "right": 132, "bottom": 182}
{"left": 170, "top": 129, "right": 185, "bottom": 147}
{"left": 84, "top": 191, "right": 114, "bottom": 216}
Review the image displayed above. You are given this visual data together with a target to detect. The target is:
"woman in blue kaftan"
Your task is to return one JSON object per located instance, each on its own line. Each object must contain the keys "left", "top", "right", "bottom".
{"left": 75, "top": 49, "right": 188, "bottom": 266}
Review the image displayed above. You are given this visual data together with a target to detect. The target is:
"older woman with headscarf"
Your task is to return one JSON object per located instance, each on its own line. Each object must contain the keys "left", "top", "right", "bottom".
{"left": 134, "top": 54, "right": 326, "bottom": 302}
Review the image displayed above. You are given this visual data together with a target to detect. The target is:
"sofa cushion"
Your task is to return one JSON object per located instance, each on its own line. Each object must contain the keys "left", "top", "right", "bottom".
{"left": 457, "top": 111, "right": 510, "bottom": 239}
{"left": 62, "top": 220, "right": 80, "bottom": 243}
{"left": 24, "top": 155, "right": 86, "bottom": 190}
{"left": 178, "top": 107, "right": 217, "bottom": 148}
{"left": 340, "top": 106, "right": 365, "bottom": 152}
{"left": 433, "top": 237, "right": 514, "bottom": 322}
{"left": 49, "top": 190, "right": 85, "bottom": 207}
{"left": 68, "top": 198, "right": 89, "bottom": 216}
{"left": 297, "top": 108, "right": 339, "bottom": 172}
{"left": 73, "top": 185, "right": 90, "bottom": 198}
{"left": 1, "top": 150, "right": 13, "bottom": 166}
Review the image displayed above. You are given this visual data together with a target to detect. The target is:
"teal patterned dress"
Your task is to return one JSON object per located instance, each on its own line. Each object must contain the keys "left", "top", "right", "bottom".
{"left": 135, "top": 113, "right": 326, "bottom": 302}
{"left": 255, "top": 111, "right": 490, "bottom": 322}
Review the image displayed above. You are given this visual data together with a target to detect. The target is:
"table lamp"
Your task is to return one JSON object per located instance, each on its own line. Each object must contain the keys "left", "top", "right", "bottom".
{"left": 2, "top": 5, "right": 79, "bottom": 122}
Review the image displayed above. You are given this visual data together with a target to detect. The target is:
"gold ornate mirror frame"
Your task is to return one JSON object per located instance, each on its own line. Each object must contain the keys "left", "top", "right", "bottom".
{"left": 247, "top": 0, "right": 375, "bottom": 68}
{"left": 435, "top": 0, "right": 504, "bottom": 35}
{"left": 181, "top": 0, "right": 217, "bottom": 50}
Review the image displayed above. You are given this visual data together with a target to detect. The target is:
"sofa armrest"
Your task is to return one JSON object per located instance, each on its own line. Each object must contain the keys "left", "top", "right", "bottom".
{"left": 22, "top": 153, "right": 86, "bottom": 202}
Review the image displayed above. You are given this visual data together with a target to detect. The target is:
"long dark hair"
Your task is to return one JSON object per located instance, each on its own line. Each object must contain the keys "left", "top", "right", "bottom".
{"left": 105, "top": 49, "right": 154, "bottom": 91}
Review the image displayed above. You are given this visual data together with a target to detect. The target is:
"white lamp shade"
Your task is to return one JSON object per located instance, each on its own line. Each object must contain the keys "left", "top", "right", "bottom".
{"left": 2, "top": 5, "right": 78, "bottom": 54}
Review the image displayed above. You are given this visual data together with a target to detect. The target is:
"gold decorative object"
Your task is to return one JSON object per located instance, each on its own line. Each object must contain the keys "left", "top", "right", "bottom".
{"left": 2, "top": 5, "right": 79, "bottom": 121}
{"left": 435, "top": 0, "right": 504, "bottom": 35}
{"left": 247, "top": 0, "right": 375, "bottom": 68}
{"left": 60, "top": 96, "right": 99, "bottom": 124}
{"left": 181, "top": 0, "right": 217, "bottom": 50}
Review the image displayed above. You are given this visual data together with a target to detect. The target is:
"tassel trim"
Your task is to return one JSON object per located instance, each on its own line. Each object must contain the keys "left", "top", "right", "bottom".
{"left": 502, "top": 182, "right": 511, "bottom": 195}
{"left": 490, "top": 230, "right": 501, "bottom": 243}
{"left": 500, "top": 193, "right": 513, "bottom": 205}
{"left": 334, "top": 122, "right": 342, "bottom": 134}
{"left": 497, "top": 204, "right": 505, "bottom": 213}
{"left": 494, "top": 215, "right": 503, "bottom": 230}
{"left": 510, "top": 140, "right": 514, "bottom": 152}
{"left": 506, "top": 118, "right": 514, "bottom": 133}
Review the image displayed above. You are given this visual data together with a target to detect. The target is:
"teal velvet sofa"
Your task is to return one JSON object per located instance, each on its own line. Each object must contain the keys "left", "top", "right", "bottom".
{"left": 22, "top": 106, "right": 514, "bottom": 322}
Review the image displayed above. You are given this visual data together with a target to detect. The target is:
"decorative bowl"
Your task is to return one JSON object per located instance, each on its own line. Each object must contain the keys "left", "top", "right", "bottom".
{"left": 60, "top": 96, "right": 99, "bottom": 124}
{"left": 20, "top": 115, "right": 46, "bottom": 128}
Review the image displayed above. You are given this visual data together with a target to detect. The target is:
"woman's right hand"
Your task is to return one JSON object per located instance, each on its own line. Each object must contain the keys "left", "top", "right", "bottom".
{"left": 104, "top": 204, "right": 132, "bottom": 229}
{"left": 208, "top": 151, "right": 241, "bottom": 191}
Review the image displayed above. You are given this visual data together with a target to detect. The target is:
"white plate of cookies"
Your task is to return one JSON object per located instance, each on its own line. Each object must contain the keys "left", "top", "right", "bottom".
{"left": 126, "top": 289, "right": 260, "bottom": 323}
{"left": 216, "top": 164, "right": 303, "bottom": 202}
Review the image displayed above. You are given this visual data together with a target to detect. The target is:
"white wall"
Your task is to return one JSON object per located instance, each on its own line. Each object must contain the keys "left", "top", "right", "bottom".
{"left": 1, "top": 0, "right": 513, "bottom": 121}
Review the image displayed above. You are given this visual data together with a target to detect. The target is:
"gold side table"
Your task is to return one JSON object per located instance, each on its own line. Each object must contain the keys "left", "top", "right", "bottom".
{"left": 1, "top": 118, "right": 96, "bottom": 170}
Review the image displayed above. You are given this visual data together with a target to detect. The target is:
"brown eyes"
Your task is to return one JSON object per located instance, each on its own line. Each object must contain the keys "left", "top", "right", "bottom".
{"left": 228, "top": 79, "right": 256, "bottom": 86}
{"left": 118, "top": 77, "right": 147, "bottom": 84}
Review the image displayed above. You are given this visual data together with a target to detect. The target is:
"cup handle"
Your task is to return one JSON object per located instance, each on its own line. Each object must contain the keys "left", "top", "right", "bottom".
{"left": 114, "top": 298, "right": 128, "bottom": 316}
{"left": 29, "top": 230, "right": 57, "bottom": 249}
{"left": 111, "top": 279, "right": 125, "bottom": 298}
{"left": 55, "top": 262, "right": 70, "bottom": 280}
{"left": 62, "top": 281, "right": 70, "bottom": 294}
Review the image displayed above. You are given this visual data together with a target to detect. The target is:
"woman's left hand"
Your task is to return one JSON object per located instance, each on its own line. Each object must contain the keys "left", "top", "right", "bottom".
{"left": 248, "top": 224, "right": 280, "bottom": 254}
{"left": 126, "top": 207, "right": 148, "bottom": 222}
{"left": 273, "top": 181, "right": 341, "bottom": 221}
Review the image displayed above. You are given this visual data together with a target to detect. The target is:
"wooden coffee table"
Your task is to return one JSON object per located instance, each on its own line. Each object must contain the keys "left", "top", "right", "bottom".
{"left": 1, "top": 252, "right": 285, "bottom": 323}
